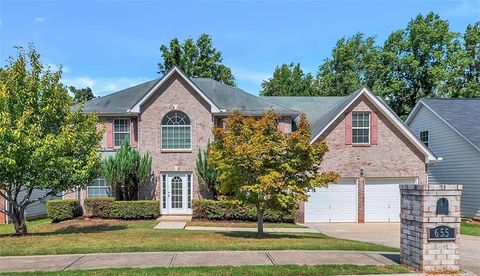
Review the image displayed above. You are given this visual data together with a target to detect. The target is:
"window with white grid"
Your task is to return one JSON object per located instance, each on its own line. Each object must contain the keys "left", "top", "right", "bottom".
{"left": 87, "top": 178, "right": 112, "bottom": 198}
{"left": 114, "top": 118, "right": 130, "bottom": 147}
{"left": 352, "top": 112, "right": 370, "bottom": 144}
{"left": 161, "top": 111, "right": 191, "bottom": 150}
{"left": 420, "top": 131, "right": 429, "bottom": 147}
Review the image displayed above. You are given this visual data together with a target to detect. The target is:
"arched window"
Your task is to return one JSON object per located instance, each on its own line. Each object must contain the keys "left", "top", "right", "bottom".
{"left": 161, "top": 111, "right": 191, "bottom": 150}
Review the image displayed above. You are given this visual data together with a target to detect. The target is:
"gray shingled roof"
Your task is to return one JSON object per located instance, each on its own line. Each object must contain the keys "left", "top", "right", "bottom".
{"left": 421, "top": 99, "right": 480, "bottom": 149}
{"left": 80, "top": 79, "right": 159, "bottom": 114}
{"left": 192, "top": 78, "right": 299, "bottom": 116}
{"left": 262, "top": 89, "right": 363, "bottom": 137}
{"left": 79, "top": 76, "right": 298, "bottom": 116}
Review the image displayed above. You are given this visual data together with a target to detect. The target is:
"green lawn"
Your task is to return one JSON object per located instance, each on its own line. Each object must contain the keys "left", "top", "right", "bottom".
{"left": 0, "top": 265, "right": 410, "bottom": 276}
{"left": 461, "top": 221, "right": 480, "bottom": 236}
{"left": 186, "top": 220, "right": 306, "bottom": 228}
{"left": 0, "top": 219, "right": 397, "bottom": 256}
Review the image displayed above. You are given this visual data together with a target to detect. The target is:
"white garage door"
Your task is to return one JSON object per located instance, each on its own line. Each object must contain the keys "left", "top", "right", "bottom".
{"left": 365, "top": 178, "right": 416, "bottom": 222}
{"left": 305, "top": 178, "right": 357, "bottom": 223}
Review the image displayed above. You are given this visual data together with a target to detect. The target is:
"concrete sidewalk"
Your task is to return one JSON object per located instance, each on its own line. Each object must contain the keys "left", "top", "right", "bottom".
{"left": 307, "top": 223, "right": 480, "bottom": 275}
{"left": 184, "top": 226, "right": 318, "bottom": 233}
{"left": 0, "top": 250, "right": 400, "bottom": 272}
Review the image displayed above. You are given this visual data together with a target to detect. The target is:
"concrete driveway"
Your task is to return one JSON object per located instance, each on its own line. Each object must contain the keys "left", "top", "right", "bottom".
{"left": 307, "top": 223, "right": 480, "bottom": 275}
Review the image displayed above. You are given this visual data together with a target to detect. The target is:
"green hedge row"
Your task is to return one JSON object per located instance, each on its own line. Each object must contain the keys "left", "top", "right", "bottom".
{"left": 47, "top": 200, "right": 82, "bottom": 222}
{"left": 84, "top": 198, "right": 160, "bottom": 219}
{"left": 192, "top": 199, "right": 296, "bottom": 223}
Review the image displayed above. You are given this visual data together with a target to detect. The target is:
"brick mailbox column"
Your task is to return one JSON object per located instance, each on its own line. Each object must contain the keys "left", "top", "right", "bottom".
{"left": 399, "top": 184, "right": 462, "bottom": 273}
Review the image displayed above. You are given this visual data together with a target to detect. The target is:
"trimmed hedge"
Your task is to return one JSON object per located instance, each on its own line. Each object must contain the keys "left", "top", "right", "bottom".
{"left": 192, "top": 199, "right": 296, "bottom": 223}
{"left": 84, "top": 197, "right": 114, "bottom": 218}
{"left": 84, "top": 198, "right": 160, "bottom": 219}
{"left": 110, "top": 201, "right": 160, "bottom": 219}
{"left": 47, "top": 200, "right": 82, "bottom": 222}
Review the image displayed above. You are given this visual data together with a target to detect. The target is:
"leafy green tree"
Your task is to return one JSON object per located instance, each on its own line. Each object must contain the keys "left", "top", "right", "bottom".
{"left": 196, "top": 142, "right": 219, "bottom": 199}
{"left": 316, "top": 33, "right": 380, "bottom": 96}
{"left": 0, "top": 46, "right": 101, "bottom": 235}
{"left": 158, "top": 34, "right": 235, "bottom": 86}
{"left": 209, "top": 111, "right": 339, "bottom": 238}
{"left": 374, "top": 12, "right": 458, "bottom": 118}
{"left": 445, "top": 22, "right": 480, "bottom": 98}
{"left": 102, "top": 140, "right": 152, "bottom": 201}
{"left": 260, "top": 63, "right": 315, "bottom": 96}
{"left": 69, "top": 86, "right": 95, "bottom": 103}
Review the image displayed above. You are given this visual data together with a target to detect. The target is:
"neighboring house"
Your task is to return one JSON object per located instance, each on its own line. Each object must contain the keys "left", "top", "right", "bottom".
{"left": 1, "top": 189, "right": 56, "bottom": 224}
{"left": 64, "top": 66, "right": 438, "bottom": 223}
{"left": 406, "top": 99, "right": 480, "bottom": 219}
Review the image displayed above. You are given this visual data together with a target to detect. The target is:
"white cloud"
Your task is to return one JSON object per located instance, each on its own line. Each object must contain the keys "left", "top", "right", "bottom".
{"left": 33, "top": 17, "right": 45, "bottom": 23}
{"left": 62, "top": 76, "right": 152, "bottom": 96}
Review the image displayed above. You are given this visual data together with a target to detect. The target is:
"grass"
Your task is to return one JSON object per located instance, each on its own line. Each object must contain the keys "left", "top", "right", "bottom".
{"left": 186, "top": 220, "right": 306, "bottom": 228}
{"left": 0, "top": 219, "right": 397, "bottom": 256}
{"left": 0, "top": 264, "right": 411, "bottom": 276}
{"left": 461, "top": 220, "right": 480, "bottom": 236}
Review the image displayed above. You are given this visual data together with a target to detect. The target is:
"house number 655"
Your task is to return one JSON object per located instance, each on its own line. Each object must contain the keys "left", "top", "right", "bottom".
{"left": 434, "top": 228, "right": 449, "bottom": 238}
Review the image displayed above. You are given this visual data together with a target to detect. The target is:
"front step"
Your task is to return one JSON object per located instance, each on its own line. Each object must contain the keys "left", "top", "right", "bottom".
{"left": 157, "top": 215, "right": 192, "bottom": 222}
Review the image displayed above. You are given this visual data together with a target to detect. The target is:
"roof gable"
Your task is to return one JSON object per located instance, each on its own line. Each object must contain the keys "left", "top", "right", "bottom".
{"left": 406, "top": 99, "right": 480, "bottom": 152}
{"left": 130, "top": 67, "right": 220, "bottom": 113}
{"left": 266, "top": 88, "right": 438, "bottom": 163}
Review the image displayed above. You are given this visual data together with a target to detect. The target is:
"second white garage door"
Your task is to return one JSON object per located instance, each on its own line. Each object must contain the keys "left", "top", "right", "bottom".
{"left": 365, "top": 178, "right": 416, "bottom": 222}
{"left": 305, "top": 178, "right": 357, "bottom": 223}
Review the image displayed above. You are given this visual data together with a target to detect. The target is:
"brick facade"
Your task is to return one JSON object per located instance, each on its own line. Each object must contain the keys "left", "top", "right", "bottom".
{"left": 0, "top": 191, "right": 6, "bottom": 224}
{"left": 296, "top": 95, "right": 428, "bottom": 223}
{"left": 318, "top": 95, "right": 427, "bottom": 182}
{"left": 400, "top": 184, "right": 462, "bottom": 273}
{"left": 137, "top": 73, "right": 214, "bottom": 201}
{"left": 68, "top": 78, "right": 429, "bottom": 221}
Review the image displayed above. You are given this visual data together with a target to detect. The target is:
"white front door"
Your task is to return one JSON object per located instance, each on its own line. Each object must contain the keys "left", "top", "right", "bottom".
{"left": 161, "top": 173, "right": 193, "bottom": 215}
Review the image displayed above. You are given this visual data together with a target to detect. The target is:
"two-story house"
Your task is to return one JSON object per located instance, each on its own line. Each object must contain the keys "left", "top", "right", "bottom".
{"left": 63, "top": 66, "right": 438, "bottom": 223}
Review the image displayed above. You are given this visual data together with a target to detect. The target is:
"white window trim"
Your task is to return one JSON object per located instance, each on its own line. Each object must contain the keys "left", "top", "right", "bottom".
{"left": 87, "top": 178, "right": 112, "bottom": 198}
{"left": 113, "top": 118, "right": 131, "bottom": 148}
{"left": 352, "top": 112, "right": 371, "bottom": 145}
{"left": 420, "top": 130, "right": 429, "bottom": 147}
{"left": 160, "top": 119, "right": 193, "bottom": 151}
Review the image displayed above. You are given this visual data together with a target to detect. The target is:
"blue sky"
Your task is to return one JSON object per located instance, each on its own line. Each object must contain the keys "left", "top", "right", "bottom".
{"left": 1, "top": 0, "right": 479, "bottom": 96}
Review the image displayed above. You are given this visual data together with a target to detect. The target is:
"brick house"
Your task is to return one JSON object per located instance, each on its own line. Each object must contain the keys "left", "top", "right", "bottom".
{"left": 64, "top": 67, "right": 438, "bottom": 223}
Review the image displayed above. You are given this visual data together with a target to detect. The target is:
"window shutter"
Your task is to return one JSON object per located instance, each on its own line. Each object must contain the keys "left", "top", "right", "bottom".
{"left": 371, "top": 111, "right": 378, "bottom": 145}
{"left": 106, "top": 120, "right": 113, "bottom": 149}
{"left": 345, "top": 112, "right": 352, "bottom": 145}
{"left": 131, "top": 117, "right": 138, "bottom": 147}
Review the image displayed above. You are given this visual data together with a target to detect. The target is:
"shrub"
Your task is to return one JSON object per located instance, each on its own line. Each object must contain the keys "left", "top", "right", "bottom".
{"left": 192, "top": 199, "right": 295, "bottom": 223}
{"left": 83, "top": 197, "right": 114, "bottom": 218}
{"left": 83, "top": 198, "right": 160, "bottom": 219}
{"left": 110, "top": 201, "right": 160, "bottom": 219}
{"left": 47, "top": 200, "right": 82, "bottom": 222}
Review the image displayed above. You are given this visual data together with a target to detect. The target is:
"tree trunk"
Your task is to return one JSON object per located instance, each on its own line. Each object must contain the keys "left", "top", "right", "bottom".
{"left": 257, "top": 208, "right": 264, "bottom": 239}
{"left": 11, "top": 207, "right": 28, "bottom": 235}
